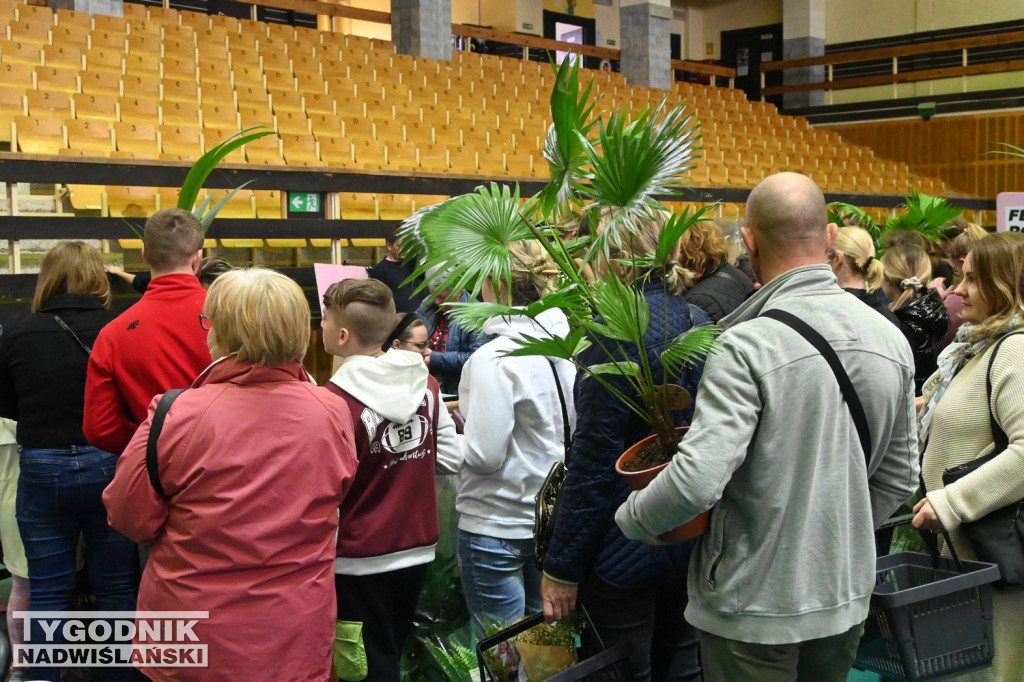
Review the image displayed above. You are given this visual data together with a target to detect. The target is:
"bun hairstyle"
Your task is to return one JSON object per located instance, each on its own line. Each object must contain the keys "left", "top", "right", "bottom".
{"left": 506, "top": 240, "right": 558, "bottom": 306}
{"left": 881, "top": 244, "right": 931, "bottom": 311}
{"left": 832, "top": 226, "right": 884, "bottom": 290}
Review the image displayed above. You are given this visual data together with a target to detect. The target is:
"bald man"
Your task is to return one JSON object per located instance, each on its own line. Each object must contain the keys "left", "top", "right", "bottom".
{"left": 614, "top": 173, "right": 918, "bottom": 682}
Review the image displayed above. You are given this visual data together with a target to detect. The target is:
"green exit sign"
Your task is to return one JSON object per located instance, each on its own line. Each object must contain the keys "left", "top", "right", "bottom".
{"left": 522, "top": 22, "right": 533, "bottom": 30}
{"left": 289, "top": 192, "right": 320, "bottom": 212}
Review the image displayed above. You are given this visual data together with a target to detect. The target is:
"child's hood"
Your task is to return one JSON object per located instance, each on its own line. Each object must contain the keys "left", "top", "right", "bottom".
{"left": 329, "top": 349, "right": 430, "bottom": 423}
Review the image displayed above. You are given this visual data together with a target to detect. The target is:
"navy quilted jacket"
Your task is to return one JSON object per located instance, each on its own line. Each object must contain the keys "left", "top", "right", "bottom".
{"left": 543, "top": 281, "right": 711, "bottom": 590}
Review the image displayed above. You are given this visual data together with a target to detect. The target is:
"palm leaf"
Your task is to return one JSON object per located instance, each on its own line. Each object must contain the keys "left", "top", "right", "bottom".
{"left": 177, "top": 126, "right": 276, "bottom": 216}
{"left": 988, "top": 142, "right": 1024, "bottom": 159}
{"left": 445, "top": 301, "right": 523, "bottom": 333}
{"left": 827, "top": 201, "right": 878, "bottom": 239}
{"left": 587, "top": 275, "right": 649, "bottom": 343}
{"left": 659, "top": 324, "right": 721, "bottom": 377}
{"left": 582, "top": 361, "right": 642, "bottom": 381}
{"left": 409, "top": 182, "right": 536, "bottom": 298}
{"left": 536, "top": 58, "right": 599, "bottom": 220}
{"left": 195, "top": 181, "right": 256, "bottom": 231}
{"left": 653, "top": 203, "right": 717, "bottom": 267}
{"left": 881, "top": 188, "right": 962, "bottom": 242}
{"left": 501, "top": 327, "right": 588, "bottom": 360}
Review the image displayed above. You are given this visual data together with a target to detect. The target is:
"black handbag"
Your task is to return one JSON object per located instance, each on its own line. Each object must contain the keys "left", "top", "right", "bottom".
{"left": 533, "top": 360, "right": 571, "bottom": 571}
{"left": 940, "top": 332, "right": 1024, "bottom": 586}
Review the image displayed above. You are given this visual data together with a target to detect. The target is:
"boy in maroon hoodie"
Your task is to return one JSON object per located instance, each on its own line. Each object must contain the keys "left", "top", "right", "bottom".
{"left": 320, "top": 279, "right": 461, "bottom": 681}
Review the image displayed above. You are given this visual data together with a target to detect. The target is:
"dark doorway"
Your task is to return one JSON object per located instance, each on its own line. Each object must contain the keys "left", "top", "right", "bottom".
{"left": 543, "top": 10, "right": 598, "bottom": 70}
{"left": 720, "top": 23, "right": 782, "bottom": 106}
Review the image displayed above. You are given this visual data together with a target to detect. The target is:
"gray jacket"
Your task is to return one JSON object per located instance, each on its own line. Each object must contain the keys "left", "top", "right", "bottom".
{"left": 616, "top": 265, "right": 918, "bottom": 645}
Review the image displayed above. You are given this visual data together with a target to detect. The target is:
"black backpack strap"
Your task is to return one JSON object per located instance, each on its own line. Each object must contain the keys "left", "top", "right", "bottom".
{"left": 547, "top": 359, "right": 571, "bottom": 464}
{"left": 761, "top": 309, "right": 872, "bottom": 467}
{"left": 986, "top": 331, "right": 1024, "bottom": 453}
{"left": 146, "top": 389, "right": 186, "bottom": 497}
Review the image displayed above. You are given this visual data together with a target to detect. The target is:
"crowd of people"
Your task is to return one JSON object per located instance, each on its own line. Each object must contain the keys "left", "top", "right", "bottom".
{"left": 0, "top": 171, "right": 1021, "bottom": 682}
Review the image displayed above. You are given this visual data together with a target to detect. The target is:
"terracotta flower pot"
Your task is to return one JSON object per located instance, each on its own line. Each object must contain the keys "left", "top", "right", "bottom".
{"left": 615, "top": 427, "right": 710, "bottom": 542}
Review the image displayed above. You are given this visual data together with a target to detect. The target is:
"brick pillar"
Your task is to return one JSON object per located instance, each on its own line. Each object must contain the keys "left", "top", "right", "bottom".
{"left": 782, "top": 0, "right": 825, "bottom": 109}
{"left": 391, "top": 0, "right": 452, "bottom": 62}
{"left": 619, "top": 0, "right": 672, "bottom": 91}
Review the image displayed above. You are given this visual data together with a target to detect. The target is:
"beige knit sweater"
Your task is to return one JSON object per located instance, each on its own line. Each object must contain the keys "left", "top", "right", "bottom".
{"left": 924, "top": 333, "right": 1024, "bottom": 546}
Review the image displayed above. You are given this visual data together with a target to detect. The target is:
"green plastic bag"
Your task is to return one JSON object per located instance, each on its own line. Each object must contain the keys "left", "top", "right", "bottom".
{"left": 334, "top": 620, "right": 368, "bottom": 681}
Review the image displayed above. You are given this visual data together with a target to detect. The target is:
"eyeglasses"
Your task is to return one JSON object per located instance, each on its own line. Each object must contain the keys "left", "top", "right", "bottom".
{"left": 199, "top": 314, "right": 210, "bottom": 331}
{"left": 401, "top": 340, "right": 430, "bottom": 352}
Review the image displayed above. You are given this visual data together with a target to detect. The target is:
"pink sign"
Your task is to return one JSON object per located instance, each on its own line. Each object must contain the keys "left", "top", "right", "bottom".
{"left": 996, "top": 192, "right": 1024, "bottom": 233}
{"left": 313, "top": 263, "right": 367, "bottom": 312}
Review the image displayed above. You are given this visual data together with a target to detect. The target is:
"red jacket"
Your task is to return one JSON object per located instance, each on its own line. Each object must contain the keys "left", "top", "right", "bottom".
{"left": 103, "top": 358, "right": 357, "bottom": 682}
{"left": 84, "top": 273, "right": 211, "bottom": 454}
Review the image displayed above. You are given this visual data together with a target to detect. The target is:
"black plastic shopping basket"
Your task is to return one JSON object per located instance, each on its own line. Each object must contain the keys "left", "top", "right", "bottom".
{"left": 854, "top": 515, "right": 1001, "bottom": 681}
{"left": 477, "top": 607, "right": 632, "bottom": 682}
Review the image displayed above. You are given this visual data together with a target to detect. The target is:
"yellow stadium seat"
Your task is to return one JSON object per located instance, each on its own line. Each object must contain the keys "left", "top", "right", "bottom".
{"left": 410, "top": 194, "right": 449, "bottom": 211}
{"left": 178, "top": 10, "right": 209, "bottom": 32}
{"left": 81, "top": 70, "right": 122, "bottom": 97}
{"left": 280, "top": 133, "right": 319, "bottom": 165}
{"left": 0, "top": 62, "right": 35, "bottom": 90}
{"left": 236, "top": 82, "right": 270, "bottom": 105}
{"left": 339, "top": 193, "right": 377, "bottom": 219}
{"left": 162, "top": 99, "right": 200, "bottom": 127}
{"left": 160, "top": 124, "right": 203, "bottom": 156}
{"left": 1, "top": 38, "right": 43, "bottom": 66}
{"left": 0, "top": 87, "right": 24, "bottom": 142}
{"left": 378, "top": 193, "right": 412, "bottom": 220}
{"left": 122, "top": 2, "right": 147, "bottom": 20}
{"left": 126, "top": 18, "right": 160, "bottom": 38}
{"left": 303, "top": 91, "right": 334, "bottom": 115}
{"left": 244, "top": 134, "right": 284, "bottom": 164}
{"left": 67, "top": 118, "right": 114, "bottom": 154}
{"left": 162, "top": 37, "right": 196, "bottom": 60}
{"left": 204, "top": 188, "right": 254, "bottom": 218}
{"left": 66, "top": 182, "right": 104, "bottom": 211}
{"left": 209, "top": 14, "right": 240, "bottom": 33}
{"left": 8, "top": 20, "right": 51, "bottom": 46}
{"left": 203, "top": 128, "right": 246, "bottom": 162}
{"left": 197, "top": 35, "right": 229, "bottom": 61}
{"left": 200, "top": 102, "right": 238, "bottom": 130}
{"left": 199, "top": 81, "right": 235, "bottom": 106}
{"left": 264, "top": 67, "right": 294, "bottom": 91}
{"left": 296, "top": 71, "right": 326, "bottom": 95}
{"left": 126, "top": 34, "right": 158, "bottom": 55}
{"left": 114, "top": 121, "right": 159, "bottom": 155}
{"left": 352, "top": 139, "right": 387, "bottom": 170}
{"left": 228, "top": 45, "right": 261, "bottom": 68}
{"left": 239, "top": 104, "right": 274, "bottom": 129}
{"left": 110, "top": 149, "right": 158, "bottom": 161}
{"left": 51, "top": 23, "right": 90, "bottom": 47}
{"left": 90, "top": 28, "right": 126, "bottom": 50}
{"left": 269, "top": 88, "right": 304, "bottom": 113}
{"left": 309, "top": 112, "right": 342, "bottom": 139}
{"left": 124, "top": 51, "right": 161, "bottom": 77}
{"left": 163, "top": 55, "right": 197, "bottom": 80}
{"left": 276, "top": 110, "right": 309, "bottom": 135}
{"left": 35, "top": 66, "right": 79, "bottom": 94}
{"left": 386, "top": 142, "right": 418, "bottom": 171}
{"left": 418, "top": 143, "right": 448, "bottom": 172}
{"left": 84, "top": 47, "right": 123, "bottom": 74}
{"left": 106, "top": 185, "right": 157, "bottom": 217}
{"left": 26, "top": 90, "right": 71, "bottom": 117}
{"left": 254, "top": 190, "right": 282, "bottom": 218}
{"left": 374, "top": 119, "right": 404, "bottom": 142}
{"left": 260, "top": 49, "right": 290, "bottom": 73}
{"left": 163, "top": 23, "right": 195, "bottom": 44}
{"left": 342, "top": 117, "right": 373, "bottom": 140}
{"left": 118, "top": 95, "right": 159, "bottom": 124}
{"left": 161, "top": 78, "right": 199, "bottom": 103}
{"left": 197, "top": 59, "right": 231, "bottom": 85}
{"left": 318, "top": 137, "right": 353, "bottom": 165}
{"left": 291, "top": 52, "right": 319, "bottom": 77}
{"left": 18, "top": 3, "right": 53, "bottom": 25}
{"left": 93, "top": 13, "right": 127, "bottom": 33}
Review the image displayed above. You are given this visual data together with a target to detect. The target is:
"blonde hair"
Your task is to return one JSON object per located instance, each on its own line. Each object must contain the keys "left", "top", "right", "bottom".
{"left": 881, "top": 244, "right": 931, "bottom": 311}
{"left": 506, "top": 240, "right": 558, "bottom": 305}
{"left": 205, "top": 268, "right": 310, "bottom": 366}
{"left": 322, "top": 278, "right": 396, "bottom": 348}
{"left": 830, "top": 226, "right": 884, "bottom": 290}
{"left": 966, "top": 233, "right": 1024, "bottom": 341}
{"left": 597, "top": 209, "right": 693, "bottom": 296}
{"left": 677, "top": 220, "right": 729, "bottom": 279}
{"left": 33, "top": 241, "right": 111, "bottom": 312}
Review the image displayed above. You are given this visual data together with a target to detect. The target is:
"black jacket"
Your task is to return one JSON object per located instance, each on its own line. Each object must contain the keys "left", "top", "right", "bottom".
{"left": 843, "top": 288, "right": 902, "bottom": 329}
{"left": 684, "top": 261, "right": 755, "bottom": 323}
{"left": 0, "top": 294, "right": 116, "bottom": 448}
{"left": 894, "top": 289, "right": 949, "bottom": 394}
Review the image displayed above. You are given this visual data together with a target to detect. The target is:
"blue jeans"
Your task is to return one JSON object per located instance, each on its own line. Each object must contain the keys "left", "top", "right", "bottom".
{"left": 457, "top": 530, "right": 542, "bottom": 641}
{"left": 16, "top": 446, "right": 138, "bottom": 682}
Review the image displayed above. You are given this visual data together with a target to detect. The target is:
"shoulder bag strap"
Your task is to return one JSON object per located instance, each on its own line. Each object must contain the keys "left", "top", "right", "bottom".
{"left": 761, "top": 309, "right": 872, "bottom": 467}
{"left": 146, "top": 388, "right": 186, "bottom": 497}
{"left": 985, "top": 331, "right": 1024, "bottom": 453}
{"left": 547, "top": 359, "right": 571, "bottom": 464}
{"left": 50, "top": 314, "right": 92, "bottom": 355}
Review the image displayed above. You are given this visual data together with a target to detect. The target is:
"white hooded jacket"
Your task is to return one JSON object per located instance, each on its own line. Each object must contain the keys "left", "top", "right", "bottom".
{"left": 456, "top": 308, "right": 577, "bottom": 539}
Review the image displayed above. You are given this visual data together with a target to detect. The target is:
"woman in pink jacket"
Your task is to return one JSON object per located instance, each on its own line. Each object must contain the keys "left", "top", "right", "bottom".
{"left": 104, "top": 268, "right": 358, "bottom": 682}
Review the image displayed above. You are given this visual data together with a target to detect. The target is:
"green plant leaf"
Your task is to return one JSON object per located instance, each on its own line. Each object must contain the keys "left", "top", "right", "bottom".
{"left": 444, "top": 301, "right": 523, "bottom": 332}
{"left": 177, "top": 126, "right": 276, "bottom": 216}
{"left": 988, "top": 142, "right": 1024, "bottom": 160}
{"left": 408, "top": 183, "right": 536, "bottom": 299}
{"left": 582, "top": 361, "right": 642, "bottom": 381}
{"left": 653, "top": 203, "right": 717, "bottom": 267}
{"left": 536, "top": 57, "right": 598, "bottom": 220}
{"left": 827, "top": 201, "right": 879, "bottom": 244}
{"left": 659, "top": 324, "right": 721, "bottom": 378}
{"left": 501, "top": 327, "right": 587, "bottom": 360}
{"left": 880, "top": 188, "right": 962, "bottom": 242}
{"left": 196, "top": 180, "right": 256, "bottom": 232}
{"left": 588, "top": 275, "right": 649, "bottom": 342}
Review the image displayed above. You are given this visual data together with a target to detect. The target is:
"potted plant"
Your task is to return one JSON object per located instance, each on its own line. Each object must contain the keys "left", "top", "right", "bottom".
{"left": 397, "top": 60, "right": 719, "bottom": 535}
{"left": 828, "top": 187, "right": 963, "bottom": 250}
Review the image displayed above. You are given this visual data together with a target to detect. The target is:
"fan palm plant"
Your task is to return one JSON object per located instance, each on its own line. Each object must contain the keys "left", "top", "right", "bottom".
{"left": 398, "top": 59, "right": 718, "bottom": 457}
{"left": 828, "top": 187, "right": 963, "bottom": 251}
